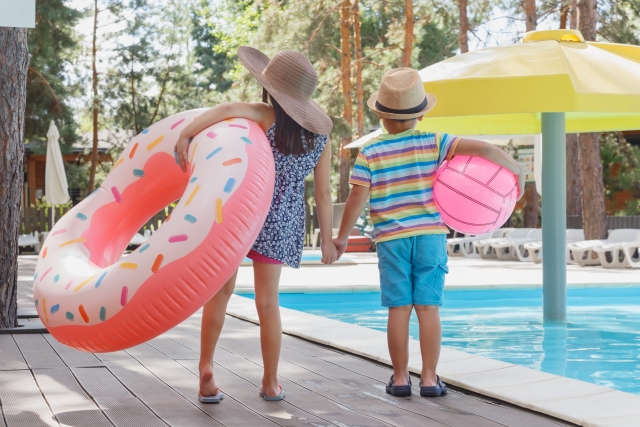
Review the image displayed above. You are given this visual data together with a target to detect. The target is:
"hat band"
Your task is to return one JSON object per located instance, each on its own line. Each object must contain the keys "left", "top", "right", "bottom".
{"left": 375, "top": 96, "right": 428, "bottom": 115}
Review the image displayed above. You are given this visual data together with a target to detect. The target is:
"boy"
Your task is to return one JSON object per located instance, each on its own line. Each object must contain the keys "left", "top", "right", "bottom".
{"left": 333, "top": 68, "right": 524, "bottom": 397}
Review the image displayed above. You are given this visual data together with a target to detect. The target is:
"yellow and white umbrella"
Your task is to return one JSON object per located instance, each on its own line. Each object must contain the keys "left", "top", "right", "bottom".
{"left": 416, "top": 29, "right": 640, "bottom": 322}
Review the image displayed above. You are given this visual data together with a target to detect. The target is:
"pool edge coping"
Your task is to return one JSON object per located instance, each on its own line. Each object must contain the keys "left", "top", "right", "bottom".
{"left": 226, "top": 294, "right": 640, "bottom": 427}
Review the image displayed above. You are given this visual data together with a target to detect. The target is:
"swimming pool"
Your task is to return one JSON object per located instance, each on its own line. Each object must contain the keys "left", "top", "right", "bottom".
{"left": 255, "top": 288, "right": 640, "bottom": 395}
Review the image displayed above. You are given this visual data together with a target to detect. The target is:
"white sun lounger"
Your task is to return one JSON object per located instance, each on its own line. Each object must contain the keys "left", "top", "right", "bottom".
{"left": 567, "top": 229, "right": 640, "bottom": 267}
{"left": 491, "top": 229, "right": 543, "bottom": 261}
{"left": 473, "top": 228, "right": 531, "bottom": 259}
{"left": 129, "top": 229, "right": 152, "bottom": 246}
{"left": 523, "top": 229, "right": 585, "bottom": 264}
{"left": 592, "top": 230, "right": 640, "bottom": 268}
{"left": 446, "top": 233, "right": 493, "bottom": 257}
{"left": 18, "top": 231, "right": 41, "bottom": 254}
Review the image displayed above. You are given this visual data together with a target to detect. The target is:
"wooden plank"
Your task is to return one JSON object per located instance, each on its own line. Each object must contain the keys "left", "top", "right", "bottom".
{"left": 222, "top": 317, "right": 566, "bottom": 427}
{"left": 0, "top": 370, "right": 59, "bottom": 427}
{"left": 125, "top": 343, "right": 279, "bottom": 427}
{"left": 32, "top": 368, "right": 112, "bottom": 427}
{"left": 12, "top": 335, "right": 65, "bottom": 369}
{"left": 72, "top": 367, "right": 167, "bottom": 427}
{"left": 43, "top": 334, "right": 104, "bottom": 368}
{"left": 178, "top": 359, "right": 334, "bottom": 427}
{"left": 144, "top": 335, "right": 199, "bottom": 360}
{"left": 0, "top": 336, "right": 27, "bottom": 371}
{"left": 95, "top": 352, "right": 224, "bottom": 427}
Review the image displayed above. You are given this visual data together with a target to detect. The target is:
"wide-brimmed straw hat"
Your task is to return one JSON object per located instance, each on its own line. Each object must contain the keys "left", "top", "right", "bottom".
{"left": 238, "top": 46, "right": 333, "bottom": 136}
{"left": 367, "top": 68, "right": 437, "bottom": 120}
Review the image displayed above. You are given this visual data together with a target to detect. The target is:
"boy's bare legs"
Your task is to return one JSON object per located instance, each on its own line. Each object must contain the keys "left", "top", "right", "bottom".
{"left": 253, "top": 261, "right": 283, "bottom": 397}
{"left": 387, "top": 305, "right": 413, "bottom": 385}
{"left": 199, "top": 270, "right": 238, "bottom": 397}
{"left": 415, "top": 305, "right": 441, "bottom": 386}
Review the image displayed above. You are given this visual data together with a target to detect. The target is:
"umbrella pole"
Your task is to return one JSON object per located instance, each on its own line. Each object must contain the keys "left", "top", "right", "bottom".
{"left": 51, "top": 205, "right": 54, "bottom": 230}
{"left": 541, "top": 112, "right": 567, "bottom": 323}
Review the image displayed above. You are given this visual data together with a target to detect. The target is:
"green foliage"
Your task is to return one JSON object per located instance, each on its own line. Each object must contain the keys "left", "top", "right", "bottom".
{"left": 599, "top": 0, "right": 640, "bottom": 44}
{"left": 25, "top": 0, "right": 82, "bottom": 148}
{"left": 600, "top": 132, "right": 640, "bottom": 214}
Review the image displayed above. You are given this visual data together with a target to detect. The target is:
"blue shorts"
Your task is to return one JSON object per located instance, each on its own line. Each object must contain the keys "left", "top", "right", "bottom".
{"left": 377, "top": 234, "right": 448, "bottom": 307}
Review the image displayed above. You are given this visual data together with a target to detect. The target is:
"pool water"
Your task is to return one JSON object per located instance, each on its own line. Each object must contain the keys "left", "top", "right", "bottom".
{"left": 261, "top": 288, "right": 640, "bottom": 395}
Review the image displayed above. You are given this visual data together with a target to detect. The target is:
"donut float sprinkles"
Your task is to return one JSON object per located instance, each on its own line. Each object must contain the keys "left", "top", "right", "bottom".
{"left": 33, "top": 110, "right": 275, "bottom": 352}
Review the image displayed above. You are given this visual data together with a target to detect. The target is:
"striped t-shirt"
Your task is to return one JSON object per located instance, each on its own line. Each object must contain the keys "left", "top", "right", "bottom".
{"left": 349, "top": 130, "right": 460, "bottom": 243}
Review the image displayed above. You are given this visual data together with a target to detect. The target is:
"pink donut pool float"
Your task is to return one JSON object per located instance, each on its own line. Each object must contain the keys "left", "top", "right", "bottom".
{"left": 33, "top": 111, "right": 275, "bottom": 352}
{"left": 433, "top": 156, "right": 517, "bottom": 234}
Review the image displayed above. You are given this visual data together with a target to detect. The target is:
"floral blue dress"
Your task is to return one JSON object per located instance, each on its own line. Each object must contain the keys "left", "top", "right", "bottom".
{"left": 250, "top": 124, "right": 327, "bottom": 268}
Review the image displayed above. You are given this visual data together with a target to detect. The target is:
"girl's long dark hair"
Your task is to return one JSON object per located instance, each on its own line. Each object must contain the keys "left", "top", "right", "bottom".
{"left": 263, "top": 88, "right": 315, "bottom": 156}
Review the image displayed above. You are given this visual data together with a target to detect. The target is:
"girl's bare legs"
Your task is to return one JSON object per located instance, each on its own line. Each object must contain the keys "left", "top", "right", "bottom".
{"left": 414, "top": 305, "right": 441, "bottom": 386}
{"left": 253, "top": 261, "right": 283, "bottom": 397}
{"left": 199, "top": 270, "right": 238, "bottom": 397}
{"left": 387, "top": 305, "right": 413, "bottom": 385}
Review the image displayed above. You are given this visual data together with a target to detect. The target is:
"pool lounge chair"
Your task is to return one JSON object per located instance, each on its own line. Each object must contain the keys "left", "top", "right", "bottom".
{"left": 18, "top": 232, "right": 41, "bottom": 254}
{"left": 567, "top": 229, "right": 640, "bottom": 266}
{"left": 592, "top": 230, "right": 640, "bottom": 268}
{"left": 523, "top": 229, "right": 585, "bottom": 264}
{"left": 129, "top": 229, "right": 152, "bottom": 247}
{"left": 473, "top": 228, "right": 530, "bottom": 259}
{"left": 446, "top": 233, "right": 491, "bottom": 257}
{"left": 491, "top": 229, "right": 542, "bottom": 261}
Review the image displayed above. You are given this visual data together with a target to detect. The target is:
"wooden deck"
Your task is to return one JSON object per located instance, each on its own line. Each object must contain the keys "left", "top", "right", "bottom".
{"left": 0, "top": 257, "right": 575, "bottom": 427}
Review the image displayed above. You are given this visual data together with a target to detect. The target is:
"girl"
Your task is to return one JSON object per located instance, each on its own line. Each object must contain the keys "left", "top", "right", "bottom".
{"left": 174, "top": 47, "right": 337, "bottom": 402}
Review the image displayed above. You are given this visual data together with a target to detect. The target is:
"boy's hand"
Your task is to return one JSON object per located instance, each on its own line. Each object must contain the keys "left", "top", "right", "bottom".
{"left": 174, "top": 133, "right": 191, "bottom": 172}
{"left": 333, "top": 237, "right": 347, "bottom": 260}
{"left": 320, "top": 239, "right": 337, "bottom": 264}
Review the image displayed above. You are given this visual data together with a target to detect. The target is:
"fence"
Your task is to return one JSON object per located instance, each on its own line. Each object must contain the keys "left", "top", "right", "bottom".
{"left": 20, "top": 203, "right": 345, "bottom": 248}
{"left": 566, "top": 215, "right": 640, "bottom": 230}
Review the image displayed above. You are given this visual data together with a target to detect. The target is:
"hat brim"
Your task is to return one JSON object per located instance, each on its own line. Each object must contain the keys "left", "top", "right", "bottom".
{"left": 367, "top": 93, "right": 437, "bottom": 120}
{"left": 238, "top": 46, "right": 333, "bottom": 135}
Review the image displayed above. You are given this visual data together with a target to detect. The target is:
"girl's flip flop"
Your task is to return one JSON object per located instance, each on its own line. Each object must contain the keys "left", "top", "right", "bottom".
{"left": 198, "top": 389, "right": 224, "bottom": 403}
{"left": 259, "top": 385, "right": 285, "bottom": 401}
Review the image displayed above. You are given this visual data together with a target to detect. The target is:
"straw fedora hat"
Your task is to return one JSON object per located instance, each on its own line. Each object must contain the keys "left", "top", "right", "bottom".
{"left": 367, "top": 68, "right": 437, "bottom": 120}
{"left": 238, "top": 46, "right": 333, "bottom": 135}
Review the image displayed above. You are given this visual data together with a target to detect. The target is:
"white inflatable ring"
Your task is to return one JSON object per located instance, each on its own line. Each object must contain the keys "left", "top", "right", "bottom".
{"left": 33, "top": 111, "right": 274, "bottom": 352}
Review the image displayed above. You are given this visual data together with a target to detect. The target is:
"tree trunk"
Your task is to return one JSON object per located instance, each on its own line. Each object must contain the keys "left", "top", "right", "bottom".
{"left": 402, "top": 0, "right": 414, "bottom": 67}
{"left": 88, "top": 0, "right": 99, "bottom": 194}
{"left": 566, "top": 134, "right": 582, "bottom": 216}
{"left": 0, "top": 28, "right": 29, "bottom": 329}
{"left": 523, "top": 182, "right": 539, "bottom": 227}
{"left": 522, "top": 0, "right": 539, "bottom": 227}
{"left": 354, "top": 1, "right": 365, "bottom": 138}
{"left": 577, "top": 0, "right": 597, "bottom": 40}
{"left": 570, "top": 0, "right": 578, "bottom": 29}
{"left": 560, "top": 2, "right": 569, "bottom": 29}
{"left": 578, "top": 133, "right": 607, "bottom": 239}
{"left": 458, "top": 0, "right": 469, "bottom": 53}
{"left": 524, "top": 0, "right": 537, "bottom": 31}
{"left": 339, "top": 0, "right": 353, "bottom": 202}
{"left": 577, "top": 0, "right": 606, "bottom": 239}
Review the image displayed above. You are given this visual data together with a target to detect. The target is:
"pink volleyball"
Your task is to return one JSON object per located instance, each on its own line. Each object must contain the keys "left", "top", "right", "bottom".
{"left": 433, "top": 156, "right": 518, "bottom": 234}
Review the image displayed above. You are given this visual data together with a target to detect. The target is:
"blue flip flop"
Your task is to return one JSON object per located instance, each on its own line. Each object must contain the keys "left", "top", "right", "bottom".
{"left": 259, "top": 385, "right": 285, "bottom": 401}
{"left": 419, "top": 375, "right": 447, "bottom": 397}
{"left": 385, "top": 375, "right": 412, "bottom": 397}
{"left": 198, "top": 389, "right": 224, "bottom": 403}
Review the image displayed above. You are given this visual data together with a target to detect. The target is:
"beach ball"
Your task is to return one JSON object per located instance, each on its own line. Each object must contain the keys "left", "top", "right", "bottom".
{"left": 433, "top": 156, "right": 518, "bottom": 234}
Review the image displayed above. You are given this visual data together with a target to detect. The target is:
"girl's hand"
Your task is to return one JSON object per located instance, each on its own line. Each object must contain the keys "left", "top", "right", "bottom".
{"left": 332, "top": 237, "right": 347, "bottom": 260}
{"left": 320, "top": 239, "right": 338, "bottom": 264}
{"left": 174, "top": 133, "right": 191, "bottom": 172}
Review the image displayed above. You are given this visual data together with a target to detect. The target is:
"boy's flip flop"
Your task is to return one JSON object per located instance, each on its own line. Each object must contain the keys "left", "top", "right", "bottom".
{"left": 198, "top": 389, "right": 224, "bottom": 403}
{"left": 259, "top": 385, "right": 285, "bottom": 401}
{"left": 385, "top": 375, "right": 412, "bottom": 397}
{"left": 419, "top": 375, "right": 447, "bottom": 397}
